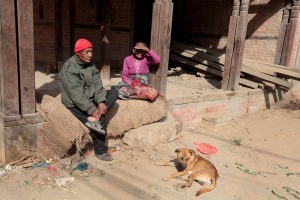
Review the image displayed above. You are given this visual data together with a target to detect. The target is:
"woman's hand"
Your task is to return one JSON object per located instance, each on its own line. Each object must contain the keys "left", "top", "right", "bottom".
{"left": 135, "top": 44, "right": 150, "bottom": 53}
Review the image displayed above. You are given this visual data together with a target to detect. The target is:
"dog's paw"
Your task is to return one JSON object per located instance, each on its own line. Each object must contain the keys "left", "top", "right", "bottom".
{"left": 163, "top": 176, "right": 170, "bottom": 181}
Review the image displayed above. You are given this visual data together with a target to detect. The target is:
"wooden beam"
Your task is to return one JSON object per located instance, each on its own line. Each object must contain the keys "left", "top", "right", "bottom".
{"left": 17, "top": 0, "right": 36, "bottom": 117}
{"left": 100, "top": 0, "right": 112, "bottom": 81}
{"left": 150, "top": 0, "right": 173, "bottom": 96}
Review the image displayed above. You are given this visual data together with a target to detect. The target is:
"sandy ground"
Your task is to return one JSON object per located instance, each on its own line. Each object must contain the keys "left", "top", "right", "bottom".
{"left": 0, "top": 70, "right": 300, "bottom": 200}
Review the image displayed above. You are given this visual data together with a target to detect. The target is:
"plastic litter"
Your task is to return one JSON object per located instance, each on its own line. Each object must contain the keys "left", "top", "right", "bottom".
{"left": 5, "top": 165, "right": 11, "bottom": 171}
{"left": 0, "top": 170, "right": 6, "bottom": 176}
{"left": 48, "top": 166, "right": 61, "bottom": 177}
{"left": 55, "top": 177, "right": 75, "bottom": 187}
{"left": 193, "top": 142, "right": 218, "bottom": 155}
{"left": 73, "top": 162, "right": 88, "bottom": 171}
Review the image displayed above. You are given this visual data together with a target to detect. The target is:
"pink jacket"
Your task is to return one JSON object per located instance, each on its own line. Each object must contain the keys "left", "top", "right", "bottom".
{"left": 122, "top": 50, "right": 161, "bottom": 84}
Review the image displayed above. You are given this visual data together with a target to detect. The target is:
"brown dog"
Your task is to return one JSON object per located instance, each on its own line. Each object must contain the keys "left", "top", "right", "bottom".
{"left": 163, "top": 148, "right": 219, "bottom": 196}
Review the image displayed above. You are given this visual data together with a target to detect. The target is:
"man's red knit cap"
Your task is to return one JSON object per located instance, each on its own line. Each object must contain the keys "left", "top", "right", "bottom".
{"left": 74, "top": 38, "right": 93, "bottom": 53}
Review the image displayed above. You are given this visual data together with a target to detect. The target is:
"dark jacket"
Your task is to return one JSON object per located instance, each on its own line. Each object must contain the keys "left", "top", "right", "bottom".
{"left": 58, "top": 55, "right": 106, "bottom": 115}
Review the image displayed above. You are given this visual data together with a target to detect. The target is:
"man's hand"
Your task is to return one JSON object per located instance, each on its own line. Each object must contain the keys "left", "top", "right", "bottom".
{"left": 92, "top": 109, "right": 102, "bottom": 120}
{"left": 98, "top": 102, "right": 108, "bottom": 115}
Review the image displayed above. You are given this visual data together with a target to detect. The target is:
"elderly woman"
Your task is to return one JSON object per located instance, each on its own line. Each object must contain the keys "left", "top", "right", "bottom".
{"left": 116, "top": 41, "right": 161, "bottom": 101}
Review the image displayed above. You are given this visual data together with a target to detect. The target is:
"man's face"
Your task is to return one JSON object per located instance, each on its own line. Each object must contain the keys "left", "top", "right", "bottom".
{"left": 76, "top": 48, "right": 93, "bottom": 63}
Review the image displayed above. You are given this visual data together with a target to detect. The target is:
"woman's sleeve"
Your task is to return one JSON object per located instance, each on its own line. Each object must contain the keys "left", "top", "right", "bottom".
{"left": 122, "top": 58, "right": 131, "bottom": 84}
{"left": 146, "top": 50, "right": 161, "bottom": 65}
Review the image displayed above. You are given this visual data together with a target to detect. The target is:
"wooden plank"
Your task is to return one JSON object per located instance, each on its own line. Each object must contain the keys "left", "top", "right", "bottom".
{"left": 171, "top": 43, "right": 225, "bottom": 66}
{"left": 170, "top": 54, "right": 223, "bottom": 77}
{"left": 100, "top": 0, "right": 112, "bottom": 81}
{"left": 239, "top": 78, "right": 259, "bottom": 89}
{"left": 1, "top": 1, "right": 19, "bottom": 116}
{"left": 170, "top": 46, "right": 224, "bottom": 71}
{"left": 243, "top": 58, "right": 300, "bottom": 79}
{"left": 17, "top": 0, "right": 36, "bottom": 116}
{"left": 242, "top": 65, "right": 292, "bottom": 88}
{"left": 172, "top": 41, "right": 225, "bottom": 62}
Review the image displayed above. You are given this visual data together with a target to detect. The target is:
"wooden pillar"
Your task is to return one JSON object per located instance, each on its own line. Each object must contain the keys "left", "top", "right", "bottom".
{"left": 150, "top": 0, "right": 174, "bottom": 96}
{"left": 0, "top": 0, "right": 38, "bottom": 163}
{"left": 100, "top": 0, "right": 112, "bottom": 81}
{"left": 222, "top": 0, "right": 250, "bottom": 91}
{"left": 0, "top": 0, "right": 20, "bottom": 119}
{"left": 280, "top": 0, "right": 300, "bottom": 66}
{"left": 274, "top": 2, "right": 291, "bottom": 64}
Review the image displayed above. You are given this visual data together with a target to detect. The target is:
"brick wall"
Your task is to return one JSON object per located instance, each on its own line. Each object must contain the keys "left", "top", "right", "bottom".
{"left": 33, "top": 0, "right": 56, "bottom": 67}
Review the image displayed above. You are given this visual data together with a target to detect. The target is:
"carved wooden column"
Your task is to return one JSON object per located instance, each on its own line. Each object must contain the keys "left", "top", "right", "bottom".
{"left": 222, "top": 0, "right": 250, "bottom": 91}
{"left": 222, "top": 0, "right": 240, "bottom": 91}
{"left": 150, "top": 0, "right": 173, "bottom": 96}
{"left": 279, "top": 0, "right": 300, "bottom": 66}
{"left": 0, "top": 0, "right": 38, "bottom": 163}
{"left": 274, "top": 2, "right": 291, "bottom": 64}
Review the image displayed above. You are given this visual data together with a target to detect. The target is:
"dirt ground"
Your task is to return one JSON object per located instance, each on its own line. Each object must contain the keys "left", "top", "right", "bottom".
{"left": 0, "top": 70, "right": 300, "bottom": 200}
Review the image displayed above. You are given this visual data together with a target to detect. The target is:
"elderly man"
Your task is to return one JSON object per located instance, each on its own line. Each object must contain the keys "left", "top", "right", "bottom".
{"left": 58, "top": 38, "right": 118, "bottom": 161}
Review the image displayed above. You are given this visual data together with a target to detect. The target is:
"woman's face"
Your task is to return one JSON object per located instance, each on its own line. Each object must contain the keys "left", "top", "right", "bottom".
{"left": 133, "top": 48, "right": 146, "bottom": 59}
{"left": 76, "top": 48, "right": 93, "bottom": 63}
{"left": 133, "top": 42, "right": 147, "bottom": 59}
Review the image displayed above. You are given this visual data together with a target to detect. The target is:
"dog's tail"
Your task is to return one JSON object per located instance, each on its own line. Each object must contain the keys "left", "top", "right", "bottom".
{"left": 195, "top": 171, "right": 219, "bottom": 196}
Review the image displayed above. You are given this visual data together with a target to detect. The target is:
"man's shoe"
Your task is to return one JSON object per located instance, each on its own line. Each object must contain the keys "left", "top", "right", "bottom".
{"left": 85, "top": 121, "right": 106, "bottom": 135}
{"left": 95, "top": 153, "right": 113, "bottom": 161}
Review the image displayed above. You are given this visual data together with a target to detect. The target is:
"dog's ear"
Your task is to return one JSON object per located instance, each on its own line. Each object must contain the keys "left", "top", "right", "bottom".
{"left": 189, "top": 149, "right": 195, "bottom": 156}
{"left": 175, "top": 149, "right": 181, "bottom": 154}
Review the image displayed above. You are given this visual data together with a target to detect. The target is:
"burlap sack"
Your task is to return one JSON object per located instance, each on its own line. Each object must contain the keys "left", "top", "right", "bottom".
{"left": 36, "top": 94, "right": 93, "bottom": 158}
{"left": 105, "top": 96, "right": 169, "bottom": 137}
